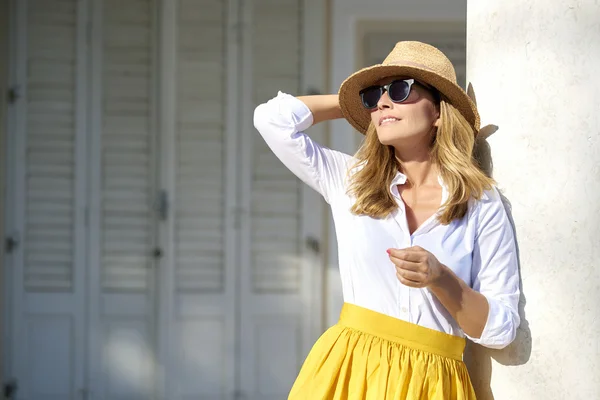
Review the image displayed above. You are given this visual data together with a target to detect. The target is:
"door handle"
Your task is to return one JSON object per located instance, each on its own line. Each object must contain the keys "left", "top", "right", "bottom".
{"left": 3, "top": 379, "right": 18, "bottom": 399}
{"left": 152, "top": 247, "right": 163, "bottom": 259}
{"left": 305, "top": 236, "right": 320, "bottom": 254}
{"left": 5, "top": 234, "right": 20, "bottom": 254}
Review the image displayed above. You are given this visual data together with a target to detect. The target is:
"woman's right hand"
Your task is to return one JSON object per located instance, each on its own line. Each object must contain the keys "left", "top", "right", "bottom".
{"left": 297, "top": 94, "right": 344, "bottom": 125}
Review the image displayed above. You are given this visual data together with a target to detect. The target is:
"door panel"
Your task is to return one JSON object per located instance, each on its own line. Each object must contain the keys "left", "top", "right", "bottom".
{"left": 7, "top": 0, "right": 87, "bottom": 398}
{"left": 102, "top": 319, "right": 155, "bottom": 398}
{"left": 92, "top": 0, "right": 158, "bottom": 398}
{"left": 239, "top": 0, "right": 322, "bottom": 398}
{"left": 26, "top": 315, "right": 74, "bottom": 399}
{"left": 167, "top": 0, "right": 236, "bottom": 398}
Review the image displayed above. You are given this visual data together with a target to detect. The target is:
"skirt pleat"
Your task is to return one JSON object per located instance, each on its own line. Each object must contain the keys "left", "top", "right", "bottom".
{"left": 289, "top": 303, "right": 477, "bottom": 400}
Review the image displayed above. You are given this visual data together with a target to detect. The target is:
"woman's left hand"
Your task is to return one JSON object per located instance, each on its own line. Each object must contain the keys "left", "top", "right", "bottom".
{"left": 387, "top": 246, "right": 445, "bottom": 288}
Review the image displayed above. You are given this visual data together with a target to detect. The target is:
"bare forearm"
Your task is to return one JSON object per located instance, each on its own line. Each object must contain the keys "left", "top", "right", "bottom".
{"left": 429, "top": 265, "right": 489, "bottom": 339}
{"left": 297, "top": 94, "right": 344, "bottom": 125}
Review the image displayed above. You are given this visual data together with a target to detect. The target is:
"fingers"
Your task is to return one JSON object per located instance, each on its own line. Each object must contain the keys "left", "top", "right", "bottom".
{"left": 390, "top": 258, "right": 422, "bottom": 272}
{"left": 388, "top": 247, "right": 430, "bottom": 288}
{"left": 396, "top": 269, "right": 426, "bottom": 288}
{"left": 387, "top": 247, "right": 428, "bottom": 263}
{"left": 395, "top": 267, "right": 423, "bottom": 282}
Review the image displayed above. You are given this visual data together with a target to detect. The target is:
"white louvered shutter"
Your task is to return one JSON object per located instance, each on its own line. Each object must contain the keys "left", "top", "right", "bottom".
{"left": 95, "top": 0, "right": 157, "bottom": 398}
{"left": 101, "top": 0, "right": 156, "bottom": 292}
{"left": 239, "top": 0, "right": 318, "bottom": 398}
{"left": 174, "top": 0, "right": 225, "bottom": 293}
{"left": 10, "top": 0, "right": 87, "bottom": 398}
{"left": 169, "top": 0, "right": 235, "bottom": 398}
{"left": 251, "top": 0, "right": 303, "bottom": 297}
{"left": 174, "top": 0, "right": 227, "bottom": 292}
{"left": 25, "top": 0, "right": 77, "bottom": 292}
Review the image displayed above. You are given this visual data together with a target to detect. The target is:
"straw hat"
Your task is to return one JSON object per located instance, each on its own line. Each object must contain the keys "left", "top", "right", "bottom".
{"left": 338, "top": 41, "right": 480, "bottom": 134}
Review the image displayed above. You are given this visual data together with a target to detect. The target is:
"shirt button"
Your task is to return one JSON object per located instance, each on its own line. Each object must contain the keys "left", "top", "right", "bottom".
{"left": 401, "top": 307, "right": 408, "bottom": 313}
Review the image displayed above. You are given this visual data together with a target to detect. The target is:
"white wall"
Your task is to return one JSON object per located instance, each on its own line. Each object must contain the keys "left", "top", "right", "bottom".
{"left": 467, "top": 0, "right": 600, "bottom": 398}
{"left": 326, "top": 0, "right": 466, "bottom": 326}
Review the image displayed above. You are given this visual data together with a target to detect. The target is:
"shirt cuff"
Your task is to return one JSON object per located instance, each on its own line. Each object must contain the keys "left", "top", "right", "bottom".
{"left": 274, "top": 91, "right": 314, "bottom": 132}
{"left": 465, "top": 294, "right": 518, "bottom": 349}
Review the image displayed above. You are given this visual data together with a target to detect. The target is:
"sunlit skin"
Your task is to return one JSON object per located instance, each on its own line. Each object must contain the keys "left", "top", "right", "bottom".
{"left": 369, "top": 76, "right": 440, "bottom": 149}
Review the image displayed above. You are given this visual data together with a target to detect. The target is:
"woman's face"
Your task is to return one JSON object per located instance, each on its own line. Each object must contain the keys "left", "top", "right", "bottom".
{"left": 368, "top": 76, "right": 440, "bottom": 146}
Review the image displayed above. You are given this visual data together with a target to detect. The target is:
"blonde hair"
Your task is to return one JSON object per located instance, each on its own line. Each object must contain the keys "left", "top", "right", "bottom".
{"left": 347, "top": 99, "right": 494, "bottom": 224}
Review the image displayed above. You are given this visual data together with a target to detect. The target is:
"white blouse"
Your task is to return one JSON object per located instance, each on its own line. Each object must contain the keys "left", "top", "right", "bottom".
{"left": 253, "top": 92, "right": 521, "bottom": 349}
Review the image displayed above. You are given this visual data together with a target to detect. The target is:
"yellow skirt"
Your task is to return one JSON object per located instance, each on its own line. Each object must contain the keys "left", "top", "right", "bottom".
{"left": 289, "top": 303, "right": 476, "bottom": 400}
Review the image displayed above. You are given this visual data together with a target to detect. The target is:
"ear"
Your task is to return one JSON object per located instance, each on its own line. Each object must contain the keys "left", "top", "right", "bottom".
{"left": 432, "top": 100, "right": 441, "bottom": 127}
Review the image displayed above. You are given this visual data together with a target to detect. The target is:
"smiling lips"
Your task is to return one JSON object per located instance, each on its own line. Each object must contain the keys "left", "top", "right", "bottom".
{"left": 379, "top": 116, "right": 401, "bottom": 126}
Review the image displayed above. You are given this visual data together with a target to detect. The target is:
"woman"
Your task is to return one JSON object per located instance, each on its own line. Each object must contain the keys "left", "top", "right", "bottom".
{"left": 254, "top": 41, "right": 520, "bottom": 399}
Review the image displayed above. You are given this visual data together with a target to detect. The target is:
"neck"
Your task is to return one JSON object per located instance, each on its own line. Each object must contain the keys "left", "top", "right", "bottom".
{"left": 394, "top": 145, "right": 437, "bottom": 187}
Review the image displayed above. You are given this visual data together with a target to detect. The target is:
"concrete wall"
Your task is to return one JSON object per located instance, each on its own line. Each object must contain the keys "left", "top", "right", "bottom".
{"left": 467, "top": 0, "right": 600, "bottom": 398}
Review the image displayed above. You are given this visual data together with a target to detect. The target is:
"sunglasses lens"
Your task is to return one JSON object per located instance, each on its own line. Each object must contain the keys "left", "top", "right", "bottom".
{"left": 388, "top": 80, "right": 411, "bottom": 102}
{"left": 360, "top": 87, "right": 381, "bottom": 109}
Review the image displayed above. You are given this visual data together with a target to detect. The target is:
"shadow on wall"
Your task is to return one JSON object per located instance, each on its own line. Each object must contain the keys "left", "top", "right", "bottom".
{"left": 463, "top": 84, "right": 533, "bottom": 400}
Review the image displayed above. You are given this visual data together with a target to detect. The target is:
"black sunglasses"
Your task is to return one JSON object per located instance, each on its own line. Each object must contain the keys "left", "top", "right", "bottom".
{"left": 359, "top": 78, "right": 419, "bottom": 109}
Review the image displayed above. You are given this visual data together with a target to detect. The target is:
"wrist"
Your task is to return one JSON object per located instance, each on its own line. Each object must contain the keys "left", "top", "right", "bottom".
{"left": 430, "top": 263, "right": 451, "bottom": 290}
{"left": 326, "top": 94, "right": 343, "bottom": 119}
{"left": 297, "top": 94, "right": 343, "bottom": 124}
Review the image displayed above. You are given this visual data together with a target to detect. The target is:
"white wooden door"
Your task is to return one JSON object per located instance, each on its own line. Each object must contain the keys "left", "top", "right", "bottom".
{"left": 4, "top": 0, "right": 325, "bottom": 399}
{"left": 238, "top": 0, "right": 324, "bottom": 399}
{"left": 158, "top": 0, "right": 238, "bottom": 398}
{"left": 87, "top": 0, "right": 159, "bottom": 398}
{"left": 4, "top": 0, "right": 88, "bottom": 398}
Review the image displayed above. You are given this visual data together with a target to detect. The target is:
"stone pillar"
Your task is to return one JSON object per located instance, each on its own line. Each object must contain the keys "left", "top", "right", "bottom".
{"left": 466, "top": 1, "right": 600, "bottom": 399}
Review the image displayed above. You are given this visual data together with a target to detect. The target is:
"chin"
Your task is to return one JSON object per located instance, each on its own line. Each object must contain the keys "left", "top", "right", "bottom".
{"left": 376, "top": 127, "right": 425, "bottom": 146}
{"left": 377, "top": 131, "right": 411, "bottom": 145}
{"left": 377, "top": 136, "right": 397, "bottom": 146}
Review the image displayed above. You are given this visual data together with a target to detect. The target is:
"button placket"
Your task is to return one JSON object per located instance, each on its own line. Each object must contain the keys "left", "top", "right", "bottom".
{"left": 397, "top": 231, "right": 412, "bottom": 321}
{"left": 390, "top": 172, "right": 414, "bottom": 322}
{"left": 405, "top": 234, "right": 414, "bottom": 322}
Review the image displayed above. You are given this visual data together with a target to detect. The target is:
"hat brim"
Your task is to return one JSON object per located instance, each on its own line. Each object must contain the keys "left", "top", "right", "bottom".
{"left": 338, "top": 65, "right": 480, "bottom": 135}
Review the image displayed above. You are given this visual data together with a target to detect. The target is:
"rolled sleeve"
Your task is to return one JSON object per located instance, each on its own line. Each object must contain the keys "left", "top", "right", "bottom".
{"left": 253, "top": 91, "right": 351, "bottom": 203}
{"left": 466, "top": 188, "right": 521, "bottom": 349}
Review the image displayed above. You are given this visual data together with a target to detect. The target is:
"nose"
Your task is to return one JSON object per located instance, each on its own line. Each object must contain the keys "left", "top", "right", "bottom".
{"left": 377, "top": 90, "right": 393, "bottom": 110}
